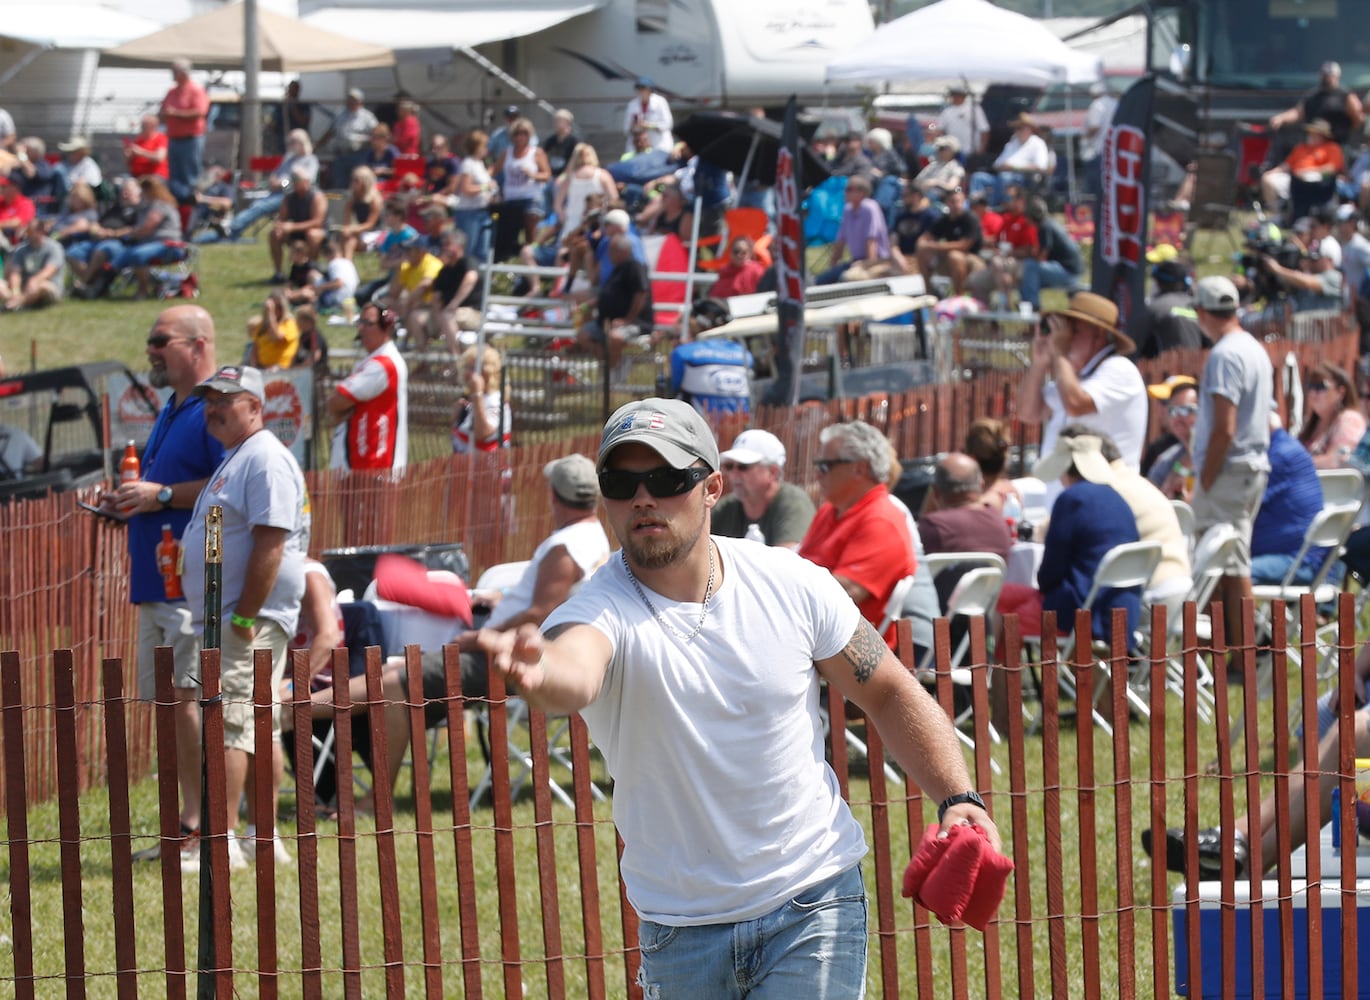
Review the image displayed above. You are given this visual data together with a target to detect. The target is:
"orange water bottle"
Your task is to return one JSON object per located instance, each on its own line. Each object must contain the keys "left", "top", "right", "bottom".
{"left": 158, "top": 525, "right": 182, "bottom": 600}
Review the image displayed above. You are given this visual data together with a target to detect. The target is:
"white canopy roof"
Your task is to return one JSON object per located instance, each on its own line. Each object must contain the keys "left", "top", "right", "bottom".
{"left": 301, "top": 1, "right": 606, "bottom": 51}
{"left": 0, "top": 3, "right": 162, "bottom": 50}
{"left": 826, "top": 0, "right": 1102, "bottom": 88}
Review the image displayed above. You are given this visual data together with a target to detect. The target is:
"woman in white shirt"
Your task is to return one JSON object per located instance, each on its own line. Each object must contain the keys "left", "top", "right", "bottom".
{"left": 493, "top": 118, "right": 551, "bottom": 261}
{"left": 452, "top": 130, "right": 495, "bottom": 261}
{"left": 553, "top": 143, "right": 617, "bottom": 243}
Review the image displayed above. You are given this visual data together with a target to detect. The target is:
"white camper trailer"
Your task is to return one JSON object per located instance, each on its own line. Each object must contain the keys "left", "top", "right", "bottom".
{"left": 298, "top": 0, "right": 875, "bottom": 141}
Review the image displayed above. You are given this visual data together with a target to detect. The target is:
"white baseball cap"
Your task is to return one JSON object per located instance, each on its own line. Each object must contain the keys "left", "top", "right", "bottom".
{"left": 720, "top": 429, "right": 786, "bottom": 468}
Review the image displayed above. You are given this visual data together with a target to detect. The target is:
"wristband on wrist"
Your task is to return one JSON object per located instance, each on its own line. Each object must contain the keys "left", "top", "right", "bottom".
{"left": 230, "top": 613, "right": 256, "bottom": 630}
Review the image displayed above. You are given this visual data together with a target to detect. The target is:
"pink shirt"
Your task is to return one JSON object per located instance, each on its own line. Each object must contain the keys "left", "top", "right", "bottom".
{"left": 161, "top": 79, "right": 209, "bottom": 139}
{"left": 392, "top": 116, "right": 421, "bottom": 157}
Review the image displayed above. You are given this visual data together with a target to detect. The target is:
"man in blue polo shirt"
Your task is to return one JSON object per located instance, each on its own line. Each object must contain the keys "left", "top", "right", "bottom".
{"left": 104, "top": 304, "right": 223, "bottom": 864}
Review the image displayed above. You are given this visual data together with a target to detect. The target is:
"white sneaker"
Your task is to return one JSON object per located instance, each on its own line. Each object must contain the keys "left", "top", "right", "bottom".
{"left": 270, "top": 834, "right": 292, "bottom": 866}
{"left": 179, "top": 833, "right": 247, "bottom": 873}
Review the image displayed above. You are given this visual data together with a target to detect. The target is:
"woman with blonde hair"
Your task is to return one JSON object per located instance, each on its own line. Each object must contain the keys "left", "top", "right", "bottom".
{"left": 1300, "top": 362, "right": 1367, "bottom": 468}
{"left": 451, "top": 345, "right": 512, "bottom": 453}
{"left": 453, "top": 130, "right": 494, "bottom": 260}
{"left": 73, "top": 175, "right": 182, "bottom": 299}
{"left": 553, "top": 143, "right": 617, "bottom": 239}
{"left": 339, "top": 165, "right": 384, "bottom": 257}
{"left": 247, "top": 290, "right": 301, "bottom": 370}
{"left": 51, "top": 181, "right": 99, "bottom": 245}
{"left": 493, "top": 117, "right": 551, "bottom": 259}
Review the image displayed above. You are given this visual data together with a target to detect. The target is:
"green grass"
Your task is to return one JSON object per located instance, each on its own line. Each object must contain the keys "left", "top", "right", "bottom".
{"left": 0, "top": 239, "right": 384, "bottom": 377}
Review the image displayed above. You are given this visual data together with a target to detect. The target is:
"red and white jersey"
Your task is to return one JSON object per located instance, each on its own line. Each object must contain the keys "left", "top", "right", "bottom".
{"left": 331, "top": 339, "right": 408, "bottom": 472}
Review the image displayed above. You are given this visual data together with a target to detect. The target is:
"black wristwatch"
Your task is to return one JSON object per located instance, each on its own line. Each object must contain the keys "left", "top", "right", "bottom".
{"left": 937, "top": 790, "right": 986, "bottom": 822}
{"left": 156, "top": 484, "right": 174, "bottom": 508}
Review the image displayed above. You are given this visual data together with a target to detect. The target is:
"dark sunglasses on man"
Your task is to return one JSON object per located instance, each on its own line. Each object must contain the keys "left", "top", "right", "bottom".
{"left": 598, "top": 466, "right": 711, "bottom": 501}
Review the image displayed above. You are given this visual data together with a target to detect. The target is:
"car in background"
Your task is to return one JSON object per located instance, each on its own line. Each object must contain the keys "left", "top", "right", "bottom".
{"left": 0, "top": 363, "right": 160, "bottom": 502}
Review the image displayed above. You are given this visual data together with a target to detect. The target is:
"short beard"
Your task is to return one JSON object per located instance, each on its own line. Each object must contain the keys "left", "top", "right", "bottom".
{"left": 621, "top": 507, "right": 708, "bottom": 572}
{"left": 148, "top": 368, "right": 170, "bottom": 389}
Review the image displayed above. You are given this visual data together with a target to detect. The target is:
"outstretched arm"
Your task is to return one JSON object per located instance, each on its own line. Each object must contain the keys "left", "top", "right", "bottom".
{"left": 473, "top": 621, "right": 612, "bottom": 716}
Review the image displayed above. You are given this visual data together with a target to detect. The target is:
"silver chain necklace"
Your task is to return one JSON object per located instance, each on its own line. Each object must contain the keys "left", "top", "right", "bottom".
{"left": 621, "top": 542, "right": 716, "bottom": 642}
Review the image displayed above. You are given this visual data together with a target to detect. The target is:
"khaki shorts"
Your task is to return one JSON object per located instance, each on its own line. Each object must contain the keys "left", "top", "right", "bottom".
{"left": 219, "top": 619, "right": 289, "bottom": 754}
{"left": 1192, "top": 465, "right": 1268, "bottom": 576}
{"left": 137, "top": 602, "right": 202, "bottom": 700}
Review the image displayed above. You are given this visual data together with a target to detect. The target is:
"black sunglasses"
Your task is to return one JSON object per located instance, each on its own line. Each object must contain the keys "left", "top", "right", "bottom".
{"left": 146, "top": 334, "right": 194, "bottom": 348}
{"left": 598, "top": 466, "right": 711, "bottom": 501}
{"left": 814, "top": 458, "right": 854, "bottom": 474}
{"left": 1307, "top": 381, "right": 1332, "bottom": 392}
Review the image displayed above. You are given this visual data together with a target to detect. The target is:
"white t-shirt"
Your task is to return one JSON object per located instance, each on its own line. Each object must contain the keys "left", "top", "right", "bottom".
{"left": 994, "top": 134, "right": 1051, "bottom": 173}
{"left": 544, "top": 537, "right": 865, "bottom": 925}
{"left": 1082, "top": 95, "right": 1118, "bottom": 162}
{"left": 488, "top": 520, "right": 610, "bottom": 629}
{"left": 936, "top": 101, "right": 989, "bottom": 155}
{"left": 324, "top": 257, "right": 359, "bottom": 298}
{"left": 1040, "top": 348, "right": 1148, "bottom": 509}
{"left": 453, "top": 157, "right": 492, "bottom": 210}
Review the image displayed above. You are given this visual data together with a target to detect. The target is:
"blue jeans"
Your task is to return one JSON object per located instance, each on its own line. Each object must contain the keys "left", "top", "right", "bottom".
{"left": 228, "top": 192, "right": 283, "bottom": 239}
{"left": 1019, "top": 260, "right": 1084, "bottom": 307}
{"left": 969, "top": 170, "right": 1024, "bottom": 209}
{"left": 112, "top": 241, "right": 175, "bottom": 270}
{"left": 168, "top": 135, "right": 203, "bottom": 203}
{"left": 635, "top": 864, "right": 868, "bottom": 999}
{"left": 453, "top": 208, "right": 491, "bottom": 262}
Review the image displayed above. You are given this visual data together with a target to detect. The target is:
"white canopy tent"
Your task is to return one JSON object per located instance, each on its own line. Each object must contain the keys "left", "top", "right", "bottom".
{"left": 0, "top": 4, "right": 162, "bottom": 89}
{"left": 825, "top": 0, "right": 1103, "bottom": 88}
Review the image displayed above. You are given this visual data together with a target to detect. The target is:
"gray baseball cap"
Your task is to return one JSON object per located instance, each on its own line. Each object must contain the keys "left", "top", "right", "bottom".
{"left": 193, "top": 365, "right": 265, "bottom": 404}
{"left": 1195, "top": 275, "right": 1239, "bottom": 312}
{"left": 544, "top": 454, "right": 599, "bottom": 503}
{"left": 597, "top": 398, "right": 720, "bottom": 472}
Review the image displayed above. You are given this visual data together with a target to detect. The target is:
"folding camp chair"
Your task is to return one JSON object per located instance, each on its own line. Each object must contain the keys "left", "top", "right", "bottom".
{"left": 1315, "top": 468, "right": 1365, "bottom": 509}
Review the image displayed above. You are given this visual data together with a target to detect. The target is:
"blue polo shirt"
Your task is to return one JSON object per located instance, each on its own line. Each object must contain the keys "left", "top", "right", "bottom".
{"left": 128, "top": 393, "right": 225, "bottom": 604}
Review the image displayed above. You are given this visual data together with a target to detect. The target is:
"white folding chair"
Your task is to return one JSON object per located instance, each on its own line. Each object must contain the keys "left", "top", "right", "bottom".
{"left": 917, "top": 565, "right": 1006, "bottom": 773}
{"left": 1170, "top": 499, "right": 1196, "bottom": 551}
{"left": 1316, "top": 468, "right": 1365, "bottom": 509}
{"left": 1156, "top": 523, "right": 1241, "bottom": 724}
{"left": 922, "top": 551, "right": 1008, "bottom": 582}
{"left": 1032, "top": 541, "right": 1162, "bottom": 735}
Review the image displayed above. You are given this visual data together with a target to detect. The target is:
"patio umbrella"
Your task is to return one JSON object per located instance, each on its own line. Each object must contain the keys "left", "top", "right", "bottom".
{"left": 102, "top": 3, "right": 394, "bottom": 72}
{"left": 675, "top": 112, "right": 832, "bottom": 189}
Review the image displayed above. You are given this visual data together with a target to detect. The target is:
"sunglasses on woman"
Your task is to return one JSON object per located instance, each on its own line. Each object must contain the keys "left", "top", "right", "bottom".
{"left": 1307, "top": 381, "right": 1332, "bottom": 392}
{"left": 598, "top": 466, "right": 711, "bottom": 501}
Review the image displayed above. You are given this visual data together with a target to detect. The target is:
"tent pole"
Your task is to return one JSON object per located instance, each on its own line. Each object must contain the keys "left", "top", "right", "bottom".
{"left": 737, "top": 133, "right": 761, "bottom": 200}
{"left": 682, "top": 195, "right": 703, "bottom": 341}
{"left": 0, "top": 44, "right": 47, "bottom": 91}
{"left": 242, "top": 0, "right": 262, "bottom": 171}
{"left": 1064, "top": 84, "right": 1076, "bottom": 204}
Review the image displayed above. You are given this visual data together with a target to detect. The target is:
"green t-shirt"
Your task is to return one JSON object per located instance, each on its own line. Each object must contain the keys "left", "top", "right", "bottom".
{"left": 711, "top": 482, "right": 816, "bottom": 547}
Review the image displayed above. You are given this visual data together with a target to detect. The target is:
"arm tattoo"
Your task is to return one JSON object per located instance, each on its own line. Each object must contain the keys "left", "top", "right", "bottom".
{"left": 840, "top": 619, "right": 884, "bottom": 685}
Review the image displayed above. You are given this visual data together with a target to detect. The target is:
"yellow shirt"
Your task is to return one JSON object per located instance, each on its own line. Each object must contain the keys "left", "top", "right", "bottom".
{"left": 252, "top": 316, "right": 299, "bottom": 369}
{"left": 397, "top": 252, "right": 443, "bottom": 303}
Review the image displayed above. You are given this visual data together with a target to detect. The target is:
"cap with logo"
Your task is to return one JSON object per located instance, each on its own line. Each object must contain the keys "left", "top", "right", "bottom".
{"left": 544, "top": 454, "right": 599, "bottom": 504}
{"left": 193, "top": 365, "right": 265, "bottom": 404}
{"left": 720, "top": 429, "right": 786, "bottom": 468}
{"left": 597, "top": 398, "right": 720, "bottom": 472}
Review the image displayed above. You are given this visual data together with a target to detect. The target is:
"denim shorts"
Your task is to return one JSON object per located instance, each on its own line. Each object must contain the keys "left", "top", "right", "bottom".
{"left": 635, "top": 864, "right": 868, "bottom": 999}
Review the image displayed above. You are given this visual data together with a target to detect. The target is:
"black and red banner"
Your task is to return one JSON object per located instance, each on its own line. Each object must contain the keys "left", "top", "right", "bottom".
{"left": 1091, "top": 75, "right": 1155, "bottom": 348}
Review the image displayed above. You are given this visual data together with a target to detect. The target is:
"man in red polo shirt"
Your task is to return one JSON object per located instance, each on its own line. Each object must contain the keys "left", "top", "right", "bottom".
{"left": 160, "top": 57, "right": 209, "bottom": 204}
{"left": 799, "top": 420, "right": 916, "bottom": 647}
{"left": 327, "top": 301, "right": 408, "bottom": 472}
{"left": 125, "top": 113, "right": 170, "bottom": 180}
{"left": 969, "top": 183, "right": 1037, "bottom": 309}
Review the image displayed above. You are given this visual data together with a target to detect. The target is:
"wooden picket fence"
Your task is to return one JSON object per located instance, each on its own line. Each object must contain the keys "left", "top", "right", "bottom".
{"left": 2, "top": 597, "right": 1367, "bottom": 996}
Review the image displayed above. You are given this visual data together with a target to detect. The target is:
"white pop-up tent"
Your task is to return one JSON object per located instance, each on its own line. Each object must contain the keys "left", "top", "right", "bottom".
{"left": 825, "top": 0, "right": 1102, "bottom": 88}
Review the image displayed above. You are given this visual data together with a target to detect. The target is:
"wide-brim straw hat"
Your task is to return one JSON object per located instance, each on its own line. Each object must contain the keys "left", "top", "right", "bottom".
{"left": 1305, "top": 118, "right": 1335, "bottom": 139}
{"left": 1041, "top": 291, "right": 1136, "bottom": 356}
{"left": 1032, "top": 433, "right": 1114, "bottom": 484}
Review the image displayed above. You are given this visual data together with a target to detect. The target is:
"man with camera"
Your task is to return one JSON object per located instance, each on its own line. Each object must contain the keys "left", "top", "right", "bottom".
{"left": 1255, "top": 216, "right": 1344, "bottom": 313}
{"left": 1019, "top": 291, "right": 1148, "bottom": 509}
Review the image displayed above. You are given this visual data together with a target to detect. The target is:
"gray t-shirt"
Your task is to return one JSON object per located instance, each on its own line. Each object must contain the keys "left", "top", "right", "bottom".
{"left": 711, "top": 482, "right": 816, "bottom": 547}
{"left": 1193, "top": 328, "right": 1273, "bottom": 474}
{"left": 12, "top": 237, "right": 65, "bottom": 293}
{"left": 182, "top": 428, "right": 310, "bottom": 635}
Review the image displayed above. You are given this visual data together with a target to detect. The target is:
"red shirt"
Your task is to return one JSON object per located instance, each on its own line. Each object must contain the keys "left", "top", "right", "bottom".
{"left": 161, "top": 79, "right": 209, "bottom": 139}
{"left": 977, "top": 208, "right": 1004, "bottom": 242}
{"left": 999, "top": 211, "right": 1038, "bottom": 252}
{"left": 712, "top": 260, "right": 765, "bottom": 299}
{"left": 126, "top": 130, "right": 170, "bottom": 179}
{"left": 799, "top": 485, "right": 916, "bottom": 647}
{"left": 392, "top": 116, "right": 421, "bottom": 156}
{"left": 0, "top": 192, "right": 36, "bottom": 233}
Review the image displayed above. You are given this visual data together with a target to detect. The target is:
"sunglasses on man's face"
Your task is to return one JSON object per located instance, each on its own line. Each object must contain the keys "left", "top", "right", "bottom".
{"left": 598, "top": 466, "right": 710, "bottom": 501}
{"left": 1167, "top": 404, "right": 1197, "bottom": 419}
{"left": 1307, "top": 381, "right": 1332, "bottom": 392}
